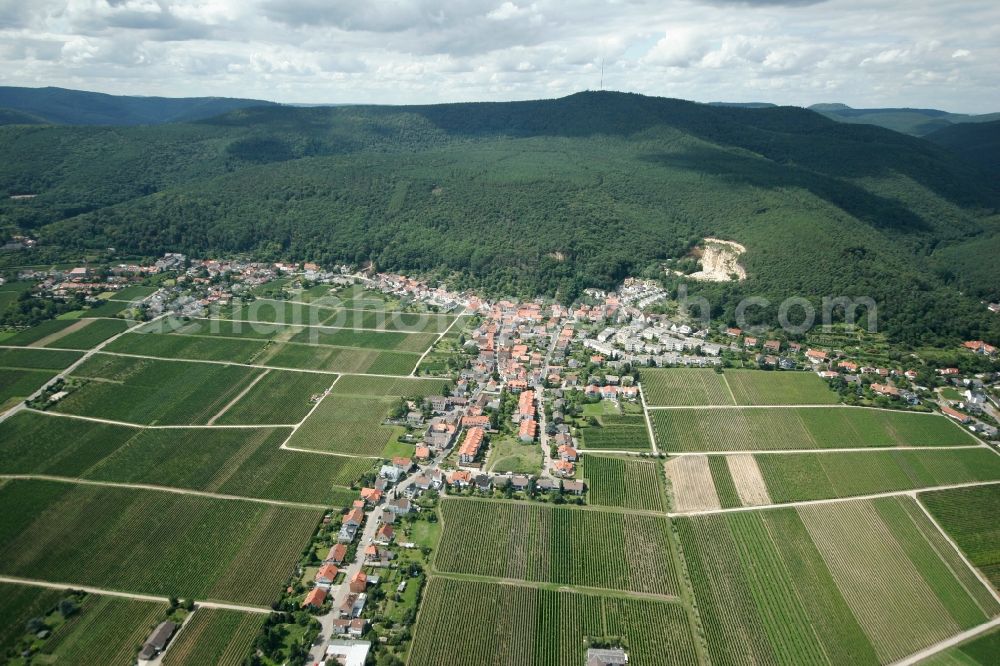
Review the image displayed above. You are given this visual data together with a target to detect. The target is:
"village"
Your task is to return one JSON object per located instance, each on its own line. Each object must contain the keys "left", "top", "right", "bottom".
{"left": 2, "top": 253, "right": 999, "bottom": 666}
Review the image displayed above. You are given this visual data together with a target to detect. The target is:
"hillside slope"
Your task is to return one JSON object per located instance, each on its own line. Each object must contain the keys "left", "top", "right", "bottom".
{"left": 810, "top": 103, "right": 1000, "bottom": 137}
{"left": 1, "top": 91, "right": 997, "bottom": 345}
{"left": 0, "top": 86, "right": 278, "bottom": 126}
{"left": 925, "top": 120, "right": 1000, "bottom": 174}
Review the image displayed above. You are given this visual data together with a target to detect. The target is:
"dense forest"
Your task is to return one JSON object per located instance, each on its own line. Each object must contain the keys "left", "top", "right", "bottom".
{"left": 0, "top": 86, "right": 277, "bottom": 126}
{"left": 1, "top": 91, "right": 998, "bottom": 345}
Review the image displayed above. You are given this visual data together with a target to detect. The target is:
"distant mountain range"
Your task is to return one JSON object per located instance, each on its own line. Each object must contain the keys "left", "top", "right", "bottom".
{"left": 1, "top": 89, "right": 998, "bottom": 346}
{"left": 2, "top": 86, "right": 997, "bottom": 140}
{"left": 0, "top": 86, "right": 277, "bottom": 126}
{"left": 807, "top": 103, "right": 1000, "bottom": 137}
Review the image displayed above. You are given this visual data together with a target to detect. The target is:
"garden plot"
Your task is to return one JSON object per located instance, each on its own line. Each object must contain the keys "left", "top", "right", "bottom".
{"left": 665, "top": 456, "right": 720, "bottom": 513}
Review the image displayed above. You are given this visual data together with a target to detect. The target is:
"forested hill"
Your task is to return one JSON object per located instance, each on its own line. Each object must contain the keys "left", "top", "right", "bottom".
{"left": 809, "top": 102, "right": 1000, "bottom": 137}
{"left": 0, "top": 86, "right": 278, "bottom": 126}
{"left": 926, "top": 120, "right": 1000, "bottom": 174}
{"left": 1, "top": 90, "right": 998, "bottom": 345}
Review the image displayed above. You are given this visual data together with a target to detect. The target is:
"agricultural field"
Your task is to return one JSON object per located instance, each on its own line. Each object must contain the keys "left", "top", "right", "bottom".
{"left": 0, "top": 584, "right": 65, "bottom": 657}
{"left": 756, "top": 449, "right": 1000, "bottom": 503}
{"left": 0, "top": 411, "right": 368, "bottom": 506}
{"left": 109, "top": 285, "right": 159, "bottom": 301}
{"left": 230, "top": 298, "right": 457, "bottom": 333}
{"left": 0, "top": 368, "right": 59, "bottom": 410}
{"left": 330, "top": 373, "right": 450, "bottom": 397}
{"left": 0, "top": 348, "right": 80, "bottom": 410}
{"left": 582, "top": 453, "right": 669, "bottom": 511}
{"left": 1, "top": 319, "right": 78, "bottom": 346}
{"left": 0, "top": 347, "right": 81, "bottom": 370}
{"left": 724, "top": 369, "right": 840, "bottom": 405}
{"left": 676, "top": 498, "right": 1000, "bottom": 664}
{"left": 677, "top": 497, "right": 999, "bottom": 665}
{"left": 153, "top": 316, "right": 438, "bottom": 353}
{"left": 651, "top": 406, "right": 972, "bottom": 452}
{"left": 213, "top": 369, "right": 335, "bottom": 425}
{"left": 286, "top": 373, "right": 453, "bottom": 455}
{"left": 578, "top": 413, "right": 653, "bottom": 451}
{"left": 287, "top": 325, "right": 437, "bottom": 353}
{"left": 285, "top": 394, "right": 402, "bottom": 456}
{"left": 409, "top": 578, "right": 699, "bottom": 666}
{"left": 261, "top": 341, "right": 418, "bottom": 374}
{"left": 162, "top": 608, "right": 266, "bottom": 666}
{"left": 920, "top": 484, "right": 1000, "bottom": 591}
{"left": 665, "top": 456, "right": 720, "bottom": 513}
{"left": 106, "top": 327, "right": 422, "bottom": 374}
{"left": 706, "top": 455, "right": 744, "bottom": 509}
{"left": 42, "top": 317, "right": 130, "bottom": 350}
{"left": 436, "top": 498, "right": 679, "bottom": 595}
{"left": 918, "top": 626, "right": 1000, "bottom": 666}
{"left": 80, "top": 299, "right": 129, "bottom": 318}
{"left": 0, "top": 479, "right": 322, "bottom": 606}
{"left": 53, "top": 354, "right": 263, "bottom": 425}
{"left": 641, "top": 368, "right": 733, "bottom": 406}
{"left": 31, "top": 593, "right": 168, "bottom": 665}
{"left": 105, "top": 330, "right": 266, "bottom": 363}
{"left": 0, "top": 584, "right": 169, "bottom": 666}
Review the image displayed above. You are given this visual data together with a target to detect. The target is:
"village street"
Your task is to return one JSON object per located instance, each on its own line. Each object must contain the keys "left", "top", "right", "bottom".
{"left": 535, "top": 321, "right": 561, "bottom": 478}
{"left": 308, "top": 468, "right": 423, "bottom": 663}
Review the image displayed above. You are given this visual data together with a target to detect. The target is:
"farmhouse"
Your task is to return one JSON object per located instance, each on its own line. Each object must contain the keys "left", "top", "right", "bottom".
{"left": 302, "top": 587, "right": 327, "bottom": 609}
{"left": 448, "top": 470, "right": 473, "bottom": 487}
{"left": 138, "top": 621, "right": 177, "bottom": 662}
{"left": 315, "top": 563, "right": 339, "bottom": 587}
{"left": 587, "top": 647, "right": 629, "bottom": 665}
{"left": 325, "top": 640, "right": 370, "bottom": 666}
{"left": 339, "top": 593, "right": 367, "bottom": 618}
{"left": 941, "top": 405, "right": 972, "bottom": 424}
{"left": 375, "top": 523, "right": 395, "bottom": 545}
{"left": 326, "top": 543, "right": 348, "bottom": 565}
{"left": 359, "top": 487, "right": 382, "bottom": 505}
{"left": 379, "top": 465, "right": 402, "bottom": 482}
{"left": 553, "top": 460, "right": 575, "bottom": 477}
{"left": 805, "top": 349, "right": 827, "bottom": 363}
{"left": 349, "top": 571, "right": 368, "bottom": 593}
{"left": 563, "top": 479, "right": 586, "bottom": 494}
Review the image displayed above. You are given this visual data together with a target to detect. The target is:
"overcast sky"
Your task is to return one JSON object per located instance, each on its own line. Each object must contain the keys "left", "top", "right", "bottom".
{"left": 1, "top": 0, "right": 997, "bottom": 113}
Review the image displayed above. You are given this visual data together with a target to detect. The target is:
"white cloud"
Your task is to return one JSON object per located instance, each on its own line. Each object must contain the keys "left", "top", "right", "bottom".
{"left": 0, "top": 0, "right": 996, "bottom": 113}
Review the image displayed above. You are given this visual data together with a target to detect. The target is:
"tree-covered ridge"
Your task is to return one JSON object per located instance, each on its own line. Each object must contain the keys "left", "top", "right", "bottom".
{"left": 1, "top": 91, "right": 998, "bottom": 345}
{"left": 0, "top": 86, "right": 278, "bottom": 126}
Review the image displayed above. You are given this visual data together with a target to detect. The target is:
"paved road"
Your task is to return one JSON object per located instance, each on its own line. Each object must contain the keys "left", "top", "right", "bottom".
{"left": 308, "top": 471, "right": 421, "bottom": 663}
{"left": 535, "top": 324, "right": 562, "bottom": 477}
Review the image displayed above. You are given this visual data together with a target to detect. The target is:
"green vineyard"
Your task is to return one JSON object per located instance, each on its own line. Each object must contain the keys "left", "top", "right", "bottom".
{"left": 0, "top": 479, "right": 322, "bottom": 606}
{"left": 435, "top": 499, "right": 679, "bottom": 595}
{"left": 651, "top": 406, "right": 972, "bottom": 451}
{"left": 409, "top": 578, "right": 699, "bottom": 666}
{"left": 0, "top": 412, "right": 368, "bottom": 506}
{"left": 582, "top": 454, "right": 668, "bottom": 511}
